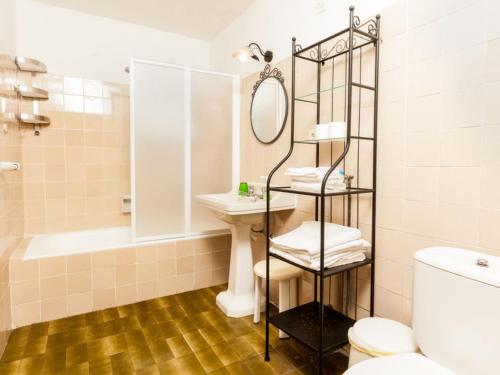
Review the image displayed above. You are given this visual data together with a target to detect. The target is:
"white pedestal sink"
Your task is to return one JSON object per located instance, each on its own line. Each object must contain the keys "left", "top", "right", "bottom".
{"left": 196, "top": 184, "right": 296, "bottom": 317}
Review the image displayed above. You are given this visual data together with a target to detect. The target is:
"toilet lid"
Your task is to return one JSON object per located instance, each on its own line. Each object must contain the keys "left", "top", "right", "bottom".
{"left": 350, "top": 317, "right": 418, "bottom": 354}
{"left": 344, "top": 353, "right": 457, "bottom": 375}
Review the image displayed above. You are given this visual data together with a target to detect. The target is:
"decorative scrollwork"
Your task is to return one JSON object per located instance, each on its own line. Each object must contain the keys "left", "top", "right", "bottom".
{"left": 308, "top": 37, "right": 358, "bottom": 61}
{"left": 252, "top": 64, "right": 284, "bottom": 96}
{"left": 294, "top": 44, "right": 303, "bottom": 53}
{"left": 354, "top": 18, "right": 378, "bottom": 37}
{"left": 353, "top": 15, "right": 361, "bottom": 27}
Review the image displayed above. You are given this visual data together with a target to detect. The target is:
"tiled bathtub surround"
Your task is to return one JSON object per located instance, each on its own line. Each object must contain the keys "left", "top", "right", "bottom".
{"left": 20, "top": 74, "right": 130, "bottom": 235}
{"left": 9, "top": 235, "right": 230, "bottom": 328}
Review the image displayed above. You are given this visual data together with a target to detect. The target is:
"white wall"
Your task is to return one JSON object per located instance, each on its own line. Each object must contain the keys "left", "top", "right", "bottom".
{"left": 16, "top": 0, "right": 210, "bottom": 83}
{"left": 210, "top": 0, "right": 400, "bottom": 77}
{"left": 0, "top": 0, "right": 17, "bottom": 54}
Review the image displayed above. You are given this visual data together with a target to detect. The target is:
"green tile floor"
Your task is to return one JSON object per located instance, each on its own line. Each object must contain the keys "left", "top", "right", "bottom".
{"left": 0, "top": 285, "right": 347, "bottom": 374}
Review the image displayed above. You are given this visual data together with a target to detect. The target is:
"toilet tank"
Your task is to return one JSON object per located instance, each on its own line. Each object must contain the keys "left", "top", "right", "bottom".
{"left": 413, "top": 247, "right": 500, "bottom": 375}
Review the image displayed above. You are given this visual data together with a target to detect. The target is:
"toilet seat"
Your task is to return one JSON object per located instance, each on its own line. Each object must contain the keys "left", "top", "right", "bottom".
{"left": 344, "top": 353, "right": 457, "bottom": 375}
{"left": 349, "top": 317, "right": 418, "bottom": 356}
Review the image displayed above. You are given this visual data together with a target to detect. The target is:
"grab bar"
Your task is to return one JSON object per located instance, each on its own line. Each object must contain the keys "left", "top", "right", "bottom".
{"left": 0, "top": 161, "right": 20, "bottom": 172}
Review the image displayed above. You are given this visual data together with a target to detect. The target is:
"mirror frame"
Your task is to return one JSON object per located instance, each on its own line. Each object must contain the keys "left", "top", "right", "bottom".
{"left": 250, "top": 64, "right": 288, "bottom": 145}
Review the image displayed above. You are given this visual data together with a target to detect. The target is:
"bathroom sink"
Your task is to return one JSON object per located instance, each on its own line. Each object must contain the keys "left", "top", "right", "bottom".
{"left": 196, "top": 184, "right": 296, "bottom": 317}
{"left": 196, "top": 185, "right": 296, "bottom": 215}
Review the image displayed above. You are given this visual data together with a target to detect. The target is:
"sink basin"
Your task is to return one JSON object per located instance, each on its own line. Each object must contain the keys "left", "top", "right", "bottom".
{"left": 196, "top": 183, "right": 296, "bottom": 317}
{"left": 196, "top": 185, "right": 296, "bottom": 215}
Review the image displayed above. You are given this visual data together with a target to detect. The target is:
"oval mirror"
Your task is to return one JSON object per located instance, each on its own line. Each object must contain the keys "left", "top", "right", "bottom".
{"left": 250, "top": 67, "right": 288, "bottom": 144}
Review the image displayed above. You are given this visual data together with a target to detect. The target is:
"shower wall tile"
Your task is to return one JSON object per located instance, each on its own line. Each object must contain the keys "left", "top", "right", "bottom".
{"left": 485, "top": 39, "right": 500, "bottom": 82}
{"left": 485, "top": 0, "right": 500, "bottom": 40}
{"left": 407, "top": 0, "right": 444, "bottom": 29}
{"left": 21, "top": 75, "right": 131, "bottom": 235}
{"left": 408, "top": 20, "right": 444, "bottom": 62}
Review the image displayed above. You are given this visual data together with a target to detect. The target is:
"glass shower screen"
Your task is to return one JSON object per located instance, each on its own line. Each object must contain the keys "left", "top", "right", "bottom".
{"left": 131, "top": 59, "right": 239, "bottom": 241}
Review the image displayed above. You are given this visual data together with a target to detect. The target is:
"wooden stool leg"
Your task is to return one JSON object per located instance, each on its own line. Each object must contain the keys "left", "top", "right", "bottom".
{"left": 278, "top": 280, "right": 290, "bottom": 338}
{"left": 253, "top": 275, "right": 261, "bottom": 323}
{"left": 290, "top": 277, "right": 298, "bottom": 308}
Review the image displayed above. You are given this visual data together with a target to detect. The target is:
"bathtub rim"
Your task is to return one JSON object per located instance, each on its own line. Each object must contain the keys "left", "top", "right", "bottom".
{"left": 22, "top": 226, "right": 231, "bottom": 260}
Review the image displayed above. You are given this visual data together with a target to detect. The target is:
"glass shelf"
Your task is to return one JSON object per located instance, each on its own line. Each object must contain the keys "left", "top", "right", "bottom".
{"left": 15, "top": 57, "right": 47, "bottom": 73}
{"left": 17, "top": 85, "right": 49, "bottom": 101}
{"left": 18, "top": 113, "right": 50, "bottom": 125}
{"left": 269, "top": 186, "right": 374, "bottom": 197}
{"left": 295, "top": 84, "right": 346, "bottom": 101}
{"left": 295, "top": 137, "right": 346, "bottom": 144}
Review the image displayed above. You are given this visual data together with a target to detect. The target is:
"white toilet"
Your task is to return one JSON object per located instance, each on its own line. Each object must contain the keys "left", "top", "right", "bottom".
{"left": 345, "top": 247, "right": 500, "bottom": 375}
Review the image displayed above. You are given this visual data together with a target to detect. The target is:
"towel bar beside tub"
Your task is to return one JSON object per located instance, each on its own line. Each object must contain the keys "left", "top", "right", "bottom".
{"left": 0, "top": 161, "right": 20, "bottom": 172}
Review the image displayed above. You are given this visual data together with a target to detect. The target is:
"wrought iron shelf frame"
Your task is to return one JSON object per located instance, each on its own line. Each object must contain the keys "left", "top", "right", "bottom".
{"left": 264, "top": 6, "right": 380, "bottom": 374}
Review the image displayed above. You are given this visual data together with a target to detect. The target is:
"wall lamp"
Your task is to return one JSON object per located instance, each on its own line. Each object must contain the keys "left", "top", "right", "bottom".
{"left": 232, "top": 42, "right": 273, "bottom": 63}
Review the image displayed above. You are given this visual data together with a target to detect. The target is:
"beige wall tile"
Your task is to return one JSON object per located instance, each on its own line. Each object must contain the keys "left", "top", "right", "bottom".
{"left": 175, "top": 274, "right": 194, "bottom": 294}
{"left": 93, "top": 289, "right": 116, "bottom": 310}
{"left": 176, "top": 256, "right": 194, "bottom": 275}
{"left": 11, "top": 280, "right": 40, "bottom": 305}
{"left": 67, "top": 253, "right": 91, "bottom": 273}
{"left": 12, "top": 302, "right": 41, "bottom": 327}
{"left": 67, "top": 272, "right": 91, "bottom": 294}
{"left": 92, "top": 268, "right": 116, "bottom": 290}
{"left": 158, "top": 277, "right": 176, "bottom": 297}
{"left": 41, "top": 275, "right": 67, "bottom": 299}
{"left": 137, "top": 262, "right": 158, "bottom": 283}
{"left": 40, "top": 256, "right": 66, "bottom": 277}
{"left": 116, "top": 248, "right": 136, "bottom": 265}
{"left": 479, "top": 209, "right": 500, "bottom": 251}
{"left": 10, "top": 259, "right": 39, "bottom": 282}
{"left": 67, "top": 292, "right": 92, "bottom": 315}
{"left": 116, "top": 265, "right": 136, "bottom": 287}
{"left": 137, "top": 281, "right": 158, "bottom": 301}
{"left": 116, "top": 284, "right": 138, "bottom": 306}
{"left": 92, "top": 251, "right": 115, "bottom": 269}
{"left": 41, "top": 296, "right": 67, "bottom": 321}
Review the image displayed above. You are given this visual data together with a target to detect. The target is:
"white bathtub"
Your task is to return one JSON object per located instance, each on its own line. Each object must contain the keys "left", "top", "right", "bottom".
{"left": 24, "top": 227, "right": 134, "bottom": 260}
{"left": 13, "top": 226, "right": 231, "bottom": 327}
{"left": 23, "top": 226, "right": 230, "bottom": 260}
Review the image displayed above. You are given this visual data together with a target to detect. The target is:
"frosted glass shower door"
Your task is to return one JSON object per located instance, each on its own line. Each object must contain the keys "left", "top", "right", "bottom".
{"left": 190, "top": 70, "right": 236, "bottom": 233}
{"left": 131, "top": 60, "right": 186, "bottom": 240}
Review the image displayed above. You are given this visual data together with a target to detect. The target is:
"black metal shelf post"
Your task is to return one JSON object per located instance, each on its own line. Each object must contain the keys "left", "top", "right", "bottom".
{"left": 264, "top": 6, "right": 380, "bottom": 374}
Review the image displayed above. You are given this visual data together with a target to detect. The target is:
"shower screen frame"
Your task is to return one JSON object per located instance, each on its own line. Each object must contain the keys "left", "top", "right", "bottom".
{"left": 130, "top": 58, "right": 240, "bottom": 243}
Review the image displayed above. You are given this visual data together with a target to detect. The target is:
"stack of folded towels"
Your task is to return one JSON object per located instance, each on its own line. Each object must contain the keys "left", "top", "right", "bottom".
{"left": 270, "top": 221, "right": 370, "bottom": 270}
{"left": 285, "top": 166, "right": 346, "bottom": 192}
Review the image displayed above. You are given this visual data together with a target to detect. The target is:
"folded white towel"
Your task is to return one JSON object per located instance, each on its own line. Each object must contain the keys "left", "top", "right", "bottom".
{"left": 274, "top": 238, "right": 371, "bottom": 263}
{"left": 285, "top": 167, "right": 322, "bottom": 177}
{"left": 271, "top": 247, "right": 366, "bottom": 270}
{"left": 291, "top": 181, "right": 346, "bottom": 192}
{"left": 285, "top": 166, "right": 342, "bottom": 177}
{"left": 270, "top": 221, "right": 362, "bottom": 256}
{"left": 292, "top": 174, "right": 344, "bottom": 183}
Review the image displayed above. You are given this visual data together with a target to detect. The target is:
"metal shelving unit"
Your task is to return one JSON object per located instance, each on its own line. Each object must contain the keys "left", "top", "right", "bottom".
{"left": 264, "top": 6, "right": 380, "bottom": 373}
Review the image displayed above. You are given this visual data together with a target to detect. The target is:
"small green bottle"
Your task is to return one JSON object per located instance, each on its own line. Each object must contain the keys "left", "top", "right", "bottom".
{"left": 238, "top": 182, "right": 249, "bottom": 196}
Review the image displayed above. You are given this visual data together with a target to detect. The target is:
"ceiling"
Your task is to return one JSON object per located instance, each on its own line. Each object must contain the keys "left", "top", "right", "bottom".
{"left": 33, "top": 0, "right": 256, "bottom": 41}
